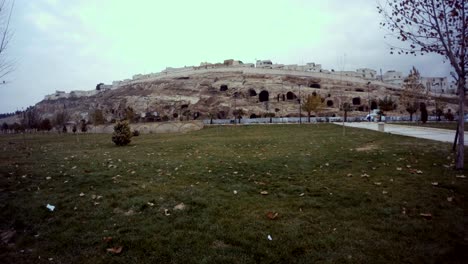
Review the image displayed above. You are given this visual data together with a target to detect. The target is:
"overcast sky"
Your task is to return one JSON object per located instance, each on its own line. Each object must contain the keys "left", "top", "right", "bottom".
{"left": 0, "top": 0, "right": 453, "bottom": 113}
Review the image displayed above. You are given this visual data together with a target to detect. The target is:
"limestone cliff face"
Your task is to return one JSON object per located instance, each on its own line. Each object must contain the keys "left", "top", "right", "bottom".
{"left": 31, "top": 69, "right": 456, "bottom": 123}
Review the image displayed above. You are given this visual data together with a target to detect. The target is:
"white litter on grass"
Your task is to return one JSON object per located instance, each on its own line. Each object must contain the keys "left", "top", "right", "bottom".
{"left": 267, "top": 235, "right": 272, "bottom": 241}
{"left": 233, "top": 190, "right": 238, "bottom": 195}
{"left": 46, "top": 204, "right": 55, "bottom": 211}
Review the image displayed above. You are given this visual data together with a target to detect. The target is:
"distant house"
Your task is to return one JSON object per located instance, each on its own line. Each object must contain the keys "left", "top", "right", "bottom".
{"left": 256, "top": 60, "right": 273, "bottom": 68}
{"left": 383, "top": 70, "right": 404, "bottom": 86}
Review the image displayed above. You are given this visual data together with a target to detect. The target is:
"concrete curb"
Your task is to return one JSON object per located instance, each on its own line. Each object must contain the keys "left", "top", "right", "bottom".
{"left": 333, "top": 122, "right": 468, "bottom": 145}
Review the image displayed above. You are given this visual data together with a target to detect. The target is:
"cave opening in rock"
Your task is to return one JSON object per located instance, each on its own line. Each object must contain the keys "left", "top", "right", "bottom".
{"left": 371, "top": 101, "right": 378, "bottom": 110}
{"left": 309, "top": 83, "right": 321, "bottom": 88}
{"left": 352, "top": 97, "right": 361, "bottom": 105}
{"left": 327, "top": 100, "right": 334, "bottom": 107}
{"left": 286, "top": 92, "right": 297, "bottom": 100}
{"left": 248, "top": 89, "right": 257, "bottom": 96}
{"left": 220, "top": 85, "right": 228, "bottom": 91}
{"left": 259, "top": 90, "right": 269, "bottom": 102}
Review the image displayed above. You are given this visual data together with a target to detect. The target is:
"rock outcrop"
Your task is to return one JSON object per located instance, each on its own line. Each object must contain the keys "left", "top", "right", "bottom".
{"left": 13, "top": 68, "right": 463, "bottom": 123}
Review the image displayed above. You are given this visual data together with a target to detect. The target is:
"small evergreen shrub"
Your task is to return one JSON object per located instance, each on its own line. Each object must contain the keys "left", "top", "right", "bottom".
{"left": 112, "top": 120, "right": 132, "bottom": 146}
{"left": 420, "top": 103, "right": 428, "bottom": 123}
{"left": 80, "top": 119, "right": 88, "bottom": 133}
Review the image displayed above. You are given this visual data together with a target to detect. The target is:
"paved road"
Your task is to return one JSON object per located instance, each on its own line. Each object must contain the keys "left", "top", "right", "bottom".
{"left": 334, "top": 122, "right": 468, "bottom": 145}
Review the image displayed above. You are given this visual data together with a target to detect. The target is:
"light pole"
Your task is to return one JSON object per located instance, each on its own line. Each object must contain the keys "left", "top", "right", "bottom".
{"left": 233, "top": 87, "right": 238, "bottom": 124}
{"left": 367, "top": 81, "right": 371, "bottom": 115}
{"left": 298, "top": 84, "right": 302, "bottom": 124}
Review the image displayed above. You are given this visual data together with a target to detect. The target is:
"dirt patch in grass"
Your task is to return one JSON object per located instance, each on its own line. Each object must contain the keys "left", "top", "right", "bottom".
{"left": 355, "top": 144, "right": 378, "bottom": 152}
{"left": 211, "top": 240, "right": 231, "bottom": 249}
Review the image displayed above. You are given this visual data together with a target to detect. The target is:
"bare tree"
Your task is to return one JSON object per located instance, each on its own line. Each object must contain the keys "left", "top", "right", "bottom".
{"left": 378, "top": 0, "right": 467, "bottom": 169}
{"left": 0, "top": 0, "right": 14, "bottom": 83}
{"left": 399, "top": 67, "right": 427, "bottom": 121}
{"left": 54, "top": 110, "right": 69, "bottom": 128}
{"left": 378, "top": 96, "right": 397, "bottom": 113}
{"left": 433, "top": 95, "right": 447, "bottom": 121}
{"left": 342, "top": 102, "right": 353, "bottom": 122}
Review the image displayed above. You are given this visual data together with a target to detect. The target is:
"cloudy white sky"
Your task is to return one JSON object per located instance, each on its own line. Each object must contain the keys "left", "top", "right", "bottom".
{"left": 0, "top": 0, "right": 452, "bottom": 113}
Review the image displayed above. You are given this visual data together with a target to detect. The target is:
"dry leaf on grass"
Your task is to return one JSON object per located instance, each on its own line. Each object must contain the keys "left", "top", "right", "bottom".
{"left": 0, "top": 229, "right": 16, "bottom": 244}
{"left": 260, "top": 191, "right": 269, "bottom": 195}
{"left": 173, "top": 203, "right": 186, "bottom": 211}
{"left": 420, "top": 213, "right": 432, "bottom": 220}
{"left": 106, "top": 246, "right": 123, "bottom": 254}
{"left": 266, "top": 212, "right": 278, "bottom": 220}
{"left": 124, "top": 209, "right": 134, "bottom": 216}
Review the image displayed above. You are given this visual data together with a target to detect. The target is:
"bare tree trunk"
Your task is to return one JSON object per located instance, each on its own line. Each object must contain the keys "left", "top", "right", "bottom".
{"left": 456, "top": 78, "right": 465, "bottom": 169}
{"left": 453, "top": 123, "right": 459, "bottom": 152}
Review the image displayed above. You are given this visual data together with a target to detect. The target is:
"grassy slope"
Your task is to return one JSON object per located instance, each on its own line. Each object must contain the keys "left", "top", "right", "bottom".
{"left": 0, "top": 124, "right": 467, "bottom": 263}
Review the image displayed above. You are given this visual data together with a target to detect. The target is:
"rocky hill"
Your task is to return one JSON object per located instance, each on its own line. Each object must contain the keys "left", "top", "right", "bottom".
{"left": 3, "top": 67, "right": 462, "bottom": 125}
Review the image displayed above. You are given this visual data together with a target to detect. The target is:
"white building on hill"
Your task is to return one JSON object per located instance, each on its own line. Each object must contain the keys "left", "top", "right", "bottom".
{"left": 383, "top": 70, "right": 404, "bottom": 86}
{"left": 356, "top": 68, "right": 377, "bottom": 80}
{"left": 420, "top": 76, "right": 455, "bottom": 94}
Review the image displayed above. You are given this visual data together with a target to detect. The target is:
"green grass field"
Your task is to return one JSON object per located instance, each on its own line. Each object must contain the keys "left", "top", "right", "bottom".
{"left": 1, "top": 124, "right": 467, "bottom": 263}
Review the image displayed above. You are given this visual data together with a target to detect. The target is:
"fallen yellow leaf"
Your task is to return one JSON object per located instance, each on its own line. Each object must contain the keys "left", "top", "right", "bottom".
{"left": 106, "top": 246, "right": 123, "bottom": 254}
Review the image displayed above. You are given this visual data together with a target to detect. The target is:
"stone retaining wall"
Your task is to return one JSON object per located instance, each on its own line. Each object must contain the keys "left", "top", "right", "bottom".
{"left": 89, "top": 121, "right": 204, "bottom": 134}
{"left": 0, "top": 121, "right": 204, "bottom": 135}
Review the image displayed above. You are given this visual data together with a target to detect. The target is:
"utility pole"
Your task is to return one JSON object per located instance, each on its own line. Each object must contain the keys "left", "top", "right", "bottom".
{"left": 367, "top": 81, "right": 371, "bottom": 115}
{"left": 298, "top": 84, "right": 302, "bottom": 124}
{"left": 233, "top": 87, "right": 237, "bottom": 124}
